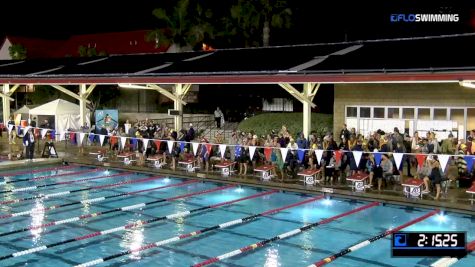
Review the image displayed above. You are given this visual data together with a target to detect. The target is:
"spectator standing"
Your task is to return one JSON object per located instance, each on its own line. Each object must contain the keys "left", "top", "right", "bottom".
{"left": 214, "top": 107, "right": 224, "bottom": 128}
{"left": 124, "top": 120, "right": 131, "bottom": 134}
{"left": 23, "top": 128, "right": 35, "bottom": 160}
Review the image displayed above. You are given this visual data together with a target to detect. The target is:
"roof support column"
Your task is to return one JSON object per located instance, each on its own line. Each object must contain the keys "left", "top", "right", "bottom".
{"left": 279, "top": 82, "right": 319, "bottom": 138}
{"left": 2, "top": 84, "right": 10, "bottom": 125}
{"left": 79, "top": 84, "right": 87, "bottom": 127}
{"left": 173, "top": 83, "right": 192, "bottom": 131}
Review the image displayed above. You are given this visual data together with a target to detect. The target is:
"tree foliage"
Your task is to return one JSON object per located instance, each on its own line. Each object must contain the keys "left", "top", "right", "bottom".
{"left": 9, "top": 44, "right": 27, "bottom": 60}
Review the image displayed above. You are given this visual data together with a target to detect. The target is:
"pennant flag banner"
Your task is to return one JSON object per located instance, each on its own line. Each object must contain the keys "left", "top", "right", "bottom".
{"left": 219, "top": 144, "right": 227, "bottom": 158}
{"left": 17, "top": 126, "right": 22, "bottom": 135}
{"left": 280, "top": 147, "right": 288, "bottom": 161}
{"left": 143, "top": 139, "right": 150, "bottom": 150}
{"left": 50, "top": 130, "right": 56, "bottom": 140}
{"left": 89, "top": 133, "right": 95, "bottom": 143}
{"left": 110, "top": 136, "right": 118, "bottom": 147}
{"left": 264, "top": 147, "right": 272, "bottom": 161}
{"left": 393, "top": 153, "right": 404, "bottom": 170}
{"left": 464, "top": 156, "right": 475, "bottom": 172}
{"left": 79, "top": 133, "right": 85, "bottom": 145}
{"left": 7, "top": 124, "right": 13, "bottom": 133}
{"left": 416, "top": 154, "right": 426, "bottom": 168}
{"left": 235, "top": 145, "right": 242, "bottom": 158}
{"left": 99, "top": 135, "right": 105, "bottom": 146}
{"left": 180, "top": 141, "right": 185, "bottom": 152}
{"left": 24, "top": 126, "right": 31, "bottom": 134}
{"left": 167, "top": 141, "right": 174, "bottom": 154}
{"left": 315, "top": 149, "right": 323, "bottom": 165}
{"left": 59, "top": 132, "right": 66, "bottom": 141}
{"left": 374, "top": 152, "right": 382, "bottom": 166}
{"left": 41, "top": 129, "right": 48, "bottom": 138}
{"left": 192, "top": 142, "right": 199, "bottom": 156}
{"left": 205, "top": 144, "right": 213, "bottom": 155}
{"left": 131, "top": 138, "right": 138, "bottom": 150}
{"left": 120, "top": 137, "right": 127, "bottom": 150}
{"left": 334, "top": 150, "right": 342, "bottom": 164}
{"left": 352, "top": 151, "right": 363, "bottom": 167}
{"left": 438, "top": 154, "right": 450, "bottom": 172}
{"left": 297, "top": 149, "right": 305, "bottom": 162}
{"left": 154, "top": 140, "right": 161, "bottom": 150}
{"left": 249, "top": 146, "right": 256, "bottom": 160}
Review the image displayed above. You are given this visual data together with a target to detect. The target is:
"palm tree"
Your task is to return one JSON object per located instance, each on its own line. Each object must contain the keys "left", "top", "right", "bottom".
{"left": 147, "top": 0, "right": 215, "bottom": 52}
{"left": 229, "top": 0, "right": 292, "bottom": 47}
{"left": 8, "top": 44, "right": 27, "bottom": 60}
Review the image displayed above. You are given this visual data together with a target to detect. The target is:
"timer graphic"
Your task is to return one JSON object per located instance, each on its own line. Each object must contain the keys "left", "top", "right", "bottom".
{"left": 392, "top": 232, "right": 466, "bottom": 257}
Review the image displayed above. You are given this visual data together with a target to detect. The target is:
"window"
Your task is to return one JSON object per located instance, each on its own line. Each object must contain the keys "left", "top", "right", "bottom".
{"left": 402, "top": 108, "right": 414, "bottom": 119}
{"left": 360, "top": 107, "right": 370, "bottom": 118}
{"left": 388, "top": 108, "right": 400, "bottom": 119}
{"left": 434, "top": 108, "right": 447, "bottom": 120}
{"left": 418, "top": 108, "right": 430, "bottom": 120}
{"left": 346, "top": 107, "right": 357, "bottom": 117}
{"left": 373, "top": 107, "right": 385, "bottom": 118}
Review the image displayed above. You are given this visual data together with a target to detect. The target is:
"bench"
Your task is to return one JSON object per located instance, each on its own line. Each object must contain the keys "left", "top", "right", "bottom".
{"left": 117, "top": 152, "right": 136, "bottom": 165}
{"left": 254, "top": 165, "right": 275, "bottom": 181}
{"left": 346, "top": 173, "right": 369, "bottom": 192}
{"left": 147, "top": 155, "right": 166, "bottom": 168}
{"left": 178, "top": 159, "right": 197, "bottom": 172}
{"left": 297, "top": 169, "right": 321, "bottom": 186}
{"left": 215, "top": 161, "right": 235, "bottom": 177}
{"left": 402, "top": 178, "right": 424, "bottom": 199}
{"left": 467, "top": 185, "right": 475, "bottom": 205}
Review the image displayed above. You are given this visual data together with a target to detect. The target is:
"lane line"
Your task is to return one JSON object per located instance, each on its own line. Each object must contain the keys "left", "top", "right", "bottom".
{"left": 0, "top": 179, "right": 198, "bottom": 237}
{"left": 0, "top": 168, "right": 101, "bottom": 188}
{"left": 0, "top": 176, "right": 164, "bottom": 219}
{"left": 0, "top": 187, "right": 277, "bottom": 261}
{"left": 192, "top": 202, "right": 380, "bottom": 267}
{"left": 430, "top": 240, "right": 475, "bottom": 267}
{"left": 0, "top": 164, "right": 77, "bottom": 178}
{"left": 76, "top": 195, "right": 325, "bottom": 267}
{"left": 309, "top": 209, "right": 440, "bottom": 267}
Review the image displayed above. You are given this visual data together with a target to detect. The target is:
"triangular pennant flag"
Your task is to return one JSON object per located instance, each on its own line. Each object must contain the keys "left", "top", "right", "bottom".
{"left": 167, "top": 140, "right": 174, "bottom": 154}
{"left": 79, "top": 133, "right": 85, "bottom": 145}
{"left": 154, "top": 140, "right": 162, "bottom": 151}
{"left": 180, "top": 141, "right": 185, "bottom": 152}
{"left": 464, "top": 156, "right": 474, "bottom": 172}
{"left": 89, "top": 133, "right": 95, "bottom": 143}
{"left": 438, "top": 154, "right": 450, "bottom": 172}
{"left": 393, "top": 153, "right": 404, "bottom": 170}
{"left": 219, "top": 144, "right": 227, "bottom": 158}
{"left": 17, "top": 126, "right": 21, "bottom": 135}
{"left": 192, "top": 142, "right": 199, "bottom": 156}
{"left": 120, "top": 137, "right": 127, "bottom": 150}
{"left": 59, "top": 132, "right": 66, "bottom": 141}
{"left": 70, "top": 133, "right": 76, "bottom": 145}
{"left": 235, "top": 145, "right": 242, "bottom": 157}
{"left": 352, "top": 151, "right": 363, "bottom": 167}
{"left": 249, "top": 146, "right": 256, "bottom": 160}
{"left": 99, "top": 135, "right": 105, "bottom": 146}
{"left": 416, "top": 154, "right": 426, "bottom": 168}
{"left": 315, "top": 149, "right": 323, "bottom": 165}
{"left": 280, "top": 147, "right": 288, "bottom": 161}
{"left": 264, "top": 147, "right": 272, "bottom": 161}
{"left": 374, "top": 152, "right": 382, "bottom": 166}
{"left": 41, "top": 129, "right": 48, "bottom": 138}
{"left": 50, "top": 130, "right": 55, "bottom": 140}
{"left": 334, "top": 150, "right": 342, "bottom": 164}
{"left": 297, "top": 149, "right": 305, "bottom": 162}
{"left": 205, "top": 144, "right": 213, "bottom": 155}
{"left": 143, "top": 139, "right": 150, "bottom": 150}
{"left": 7, "top": 124, "right": 13, "bottom": 133}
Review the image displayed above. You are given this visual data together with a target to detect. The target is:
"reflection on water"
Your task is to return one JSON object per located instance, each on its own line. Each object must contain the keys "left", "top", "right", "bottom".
{"left": 81, "top": 190, "right": 91, "bottom": 218}
{"left": 30, "top": 199, "right": 45, "bottom": 244}
{"left": 0, "top": 177, "right": 15, "bottom": 213}
{"left": 121, "top": 222, "right": 145, "bottom": 260}
{"left": 264, "top": 248, "right": 281, "bottom": 267}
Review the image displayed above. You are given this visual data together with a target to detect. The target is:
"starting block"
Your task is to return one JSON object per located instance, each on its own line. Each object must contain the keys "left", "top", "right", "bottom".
{"left": 147, "top": 155, "right": 166, "bottom": 169}
{"left": 90, "top": 151, "right": 107, "bottom": 162}
{"left": 467, "top": 184, "right": 475, "bottom": 205}
{"left": 118, "top": 152, "right": 136, "bottom": 165}
{"left": 215, "top": 161, "right": 235, "bottom": 177}
{"left": 402, "top": 178, "right": 424, "bottom": 199}
{"left": 347, "top": 173, "right": 369, "bottom": 192}
{"left": 254, "top": 165, "right": 275, "bottom": 181}
{"left": 297, "top": 169, "right": 321, "bottom": 186}
{"left": 179, "top": 159, "right": 197, "bottom": 172}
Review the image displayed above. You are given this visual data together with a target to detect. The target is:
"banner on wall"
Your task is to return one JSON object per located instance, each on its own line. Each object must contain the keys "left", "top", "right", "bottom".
{"left": 95, "top": 110, "right": 118, "bottom": 131}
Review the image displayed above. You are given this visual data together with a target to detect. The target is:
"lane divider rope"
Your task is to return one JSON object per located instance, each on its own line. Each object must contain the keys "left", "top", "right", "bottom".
{"left": 0, "top": 187, "right": 276, "bottom": 261}
{"left": 430, "top": 240, "right": 475, "bottom": 267}
{"left": 76, "top": 194, "right": 325, "bottom": 267}
{"left": 309, "top": 209, "right": 440, "bottom": 267}
{"left": 0, "top": 176, "right": 164, "bottom": 219}
{"left": 0, "top": 168, "right": 101, "bottom": 188}
{"left": 0, "top": 164, "right": 77, "bottom": 178}
{"left": 0, "top": 179, "right": 198, "bottom": 237}
{"left": 0, "top": 171, "right": 124, "bottom": 198}
{"left": 192, "top": 201, "right": 380, "bottom": 267}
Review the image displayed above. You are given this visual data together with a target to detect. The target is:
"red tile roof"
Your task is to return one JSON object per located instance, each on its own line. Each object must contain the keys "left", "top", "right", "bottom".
{"left": 3, "top": 30, "right": 168, "bottom": 58}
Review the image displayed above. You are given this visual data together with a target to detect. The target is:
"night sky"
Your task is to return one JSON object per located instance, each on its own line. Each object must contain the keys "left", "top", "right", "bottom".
{"left": 1, "top": 1, "right": 474, "bottom": 46}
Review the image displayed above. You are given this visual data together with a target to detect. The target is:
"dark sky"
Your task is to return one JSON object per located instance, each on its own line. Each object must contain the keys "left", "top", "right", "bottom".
{"left": 1, "top": 0, "right": 474, "bottom": 45}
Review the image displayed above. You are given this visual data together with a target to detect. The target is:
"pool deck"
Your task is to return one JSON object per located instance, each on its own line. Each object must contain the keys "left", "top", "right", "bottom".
{"left": 0, "top": 135, "right": 474, "bottom": 215}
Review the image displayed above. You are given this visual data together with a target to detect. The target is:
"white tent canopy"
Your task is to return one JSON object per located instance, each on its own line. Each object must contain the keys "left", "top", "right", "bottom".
{"left": 29, "top": 99, "right": 90, "bottom": 132}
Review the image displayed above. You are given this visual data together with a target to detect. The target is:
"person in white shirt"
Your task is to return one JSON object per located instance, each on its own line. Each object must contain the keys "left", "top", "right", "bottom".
{"left": 214, "top": 107, "right": 224, "bottom": 128}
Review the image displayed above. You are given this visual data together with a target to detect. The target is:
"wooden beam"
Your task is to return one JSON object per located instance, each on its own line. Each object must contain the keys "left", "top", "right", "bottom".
{"left": 51, "top": 85, "right": 91, "bottom": 103}
{"left": 278, "top": 83, "right": 316, "bottom": 108}
{"left": 146, "top": 84, "right": 187, "bottom": 105}
{"left": 0, "top": 92, "right": 14, "bottom": 101}
{"left": 84, "top": 84, "right": 96, "bottom": 98}
{"left": 6, "top": 84, "right": 21, "bottom": 96}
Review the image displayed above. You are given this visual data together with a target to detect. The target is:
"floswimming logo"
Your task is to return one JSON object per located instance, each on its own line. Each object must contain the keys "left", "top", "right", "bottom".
{"left": 390, "top": 14, "right": 459, "bottom": 22}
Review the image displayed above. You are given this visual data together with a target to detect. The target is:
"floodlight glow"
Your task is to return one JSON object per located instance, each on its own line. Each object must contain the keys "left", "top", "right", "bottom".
{"left": 104, "top": 170, "right": 110, "bottom": 175}
{"left": 436, "top": 212, "right": 447, "bottom": 223}
{"left": 322, "top": 197, "right": 333, "bottom": 206}
{"left": 234, "top": 187, "right": 244, "bottom": 193}
{"left": 163, "top": 178, "right": 171, "bottom": 183}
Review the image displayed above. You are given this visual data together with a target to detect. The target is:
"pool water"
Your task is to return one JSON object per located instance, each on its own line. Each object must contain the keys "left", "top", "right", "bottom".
{"left": 0, "top": 164, "right": 473, "bottom": 267}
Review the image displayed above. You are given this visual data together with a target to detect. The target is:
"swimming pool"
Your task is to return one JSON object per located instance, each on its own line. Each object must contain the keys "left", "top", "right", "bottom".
{"left": 0, "top": 164, "right": 473, "bottom": 267}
